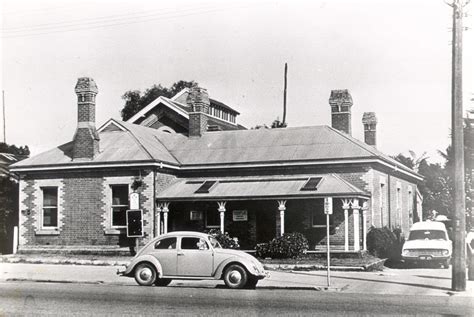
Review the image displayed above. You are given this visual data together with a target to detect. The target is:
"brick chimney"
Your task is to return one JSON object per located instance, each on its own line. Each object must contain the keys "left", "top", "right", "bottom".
{"left": 187, "top": 86, "right": 210, "bottom": 137}
{"left": 329, "top": 89, "right": 353, "bottom": 135}
{"left": 362, "top": 112, "right": 377, "bottom": 147}
{"left": 72, "top": 77, "right": 99, "bottom": 160}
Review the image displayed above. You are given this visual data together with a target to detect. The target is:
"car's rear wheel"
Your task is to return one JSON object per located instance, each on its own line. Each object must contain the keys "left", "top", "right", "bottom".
{"left": 134, "top": 263, "right": 157, "bottom": 286}
{"left": 223, "top": 264, "right": 248, "bottom": 289}
{"left": 155, "top": 278, "right": 172, "bottom": 287}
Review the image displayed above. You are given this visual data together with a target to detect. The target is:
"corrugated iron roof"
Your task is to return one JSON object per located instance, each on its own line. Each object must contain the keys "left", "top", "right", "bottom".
{"left": 156, "top": 174, "right": 368, "bottom": 201}
{"left": 11, "top": 119, "right": 421, "bottom": 180}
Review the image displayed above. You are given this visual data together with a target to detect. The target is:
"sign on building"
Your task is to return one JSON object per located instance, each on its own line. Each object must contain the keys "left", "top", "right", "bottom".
{"left": 126, "top": 209, "right": 143, "bottom": 237}
{"left": 129, "top": 192, "right": 139, "bottom": 210}
{"left": 233, "top": 210, "right": 248, "bottom": 221}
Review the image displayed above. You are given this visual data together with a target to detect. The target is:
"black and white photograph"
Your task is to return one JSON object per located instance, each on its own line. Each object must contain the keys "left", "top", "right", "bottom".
{"left": 1, "top": 0, "right": 473, "bottom": 315}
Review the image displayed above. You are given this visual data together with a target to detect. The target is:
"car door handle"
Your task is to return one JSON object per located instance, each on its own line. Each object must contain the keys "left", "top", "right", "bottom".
{"left": 177, "top": 252, "right": 184, "bottom": 256}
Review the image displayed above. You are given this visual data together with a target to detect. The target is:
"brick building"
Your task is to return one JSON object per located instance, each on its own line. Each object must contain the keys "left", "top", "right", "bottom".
{"left": 11, "top": 78, "right": 422, "bottom": 253}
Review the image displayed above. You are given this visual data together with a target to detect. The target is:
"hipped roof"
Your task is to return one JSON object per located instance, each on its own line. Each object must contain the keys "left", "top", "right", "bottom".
{"left": 11, "top": 119, "right": 422, "bottom": 181}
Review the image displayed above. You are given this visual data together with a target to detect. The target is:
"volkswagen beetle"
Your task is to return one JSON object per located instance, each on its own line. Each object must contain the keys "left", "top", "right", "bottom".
{"left": 117, "top": 231, "right": 268, "bottom": 289}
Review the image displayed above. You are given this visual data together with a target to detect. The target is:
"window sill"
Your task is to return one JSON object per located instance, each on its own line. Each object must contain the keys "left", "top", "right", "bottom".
{"left": 105, "top": 228, "right": 125, "bottom": 235}
{"left": 35, "top": 229, "right": 60, "bottom": 235}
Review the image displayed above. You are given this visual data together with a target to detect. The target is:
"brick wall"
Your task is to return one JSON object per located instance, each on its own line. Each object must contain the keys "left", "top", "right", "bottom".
{"left": 18, "top": 169, "right": 156, "bottom": 250}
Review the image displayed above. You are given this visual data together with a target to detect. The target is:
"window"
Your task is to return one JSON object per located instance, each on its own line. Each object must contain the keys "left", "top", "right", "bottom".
{"left": 155, "top": 237, "right": 177, "bottom": 249}
{"left": 205, "top": 210, "right": 220, "bottom": 228}
{"left": 42, "top": 187, "right": 58, "bottom": 228}
{"left": 111, "top": 185, "right": 128, "bottom": 227}
{"left": 195, "top": 181, "right": 216, "bottom": 194}
{"left": 301, "top": 177, "right": 322, "bottom": 191}
{"left": 181, "top": 237, "right": 209, "bottom": 250}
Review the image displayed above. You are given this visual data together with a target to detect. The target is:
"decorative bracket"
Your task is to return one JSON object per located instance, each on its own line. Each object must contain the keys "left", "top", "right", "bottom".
{"left": 277, "top": 200, "right": 287, "bottom": 211}
{"left": 217, "top": 201, "right": 227, "bottom": 212}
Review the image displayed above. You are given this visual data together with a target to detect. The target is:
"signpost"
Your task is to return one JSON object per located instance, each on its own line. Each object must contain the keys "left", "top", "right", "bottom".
{"left": 126, "top": 209, "right": 143, "bottom": 238}
{"left": 324, "top": 197, "right": 333, "bottom": 287}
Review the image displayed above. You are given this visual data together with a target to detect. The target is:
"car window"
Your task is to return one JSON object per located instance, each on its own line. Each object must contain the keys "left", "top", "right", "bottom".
{"left": 209, "top": 236, "right": 221, "bottom": 248}
{"left": 155, "top": 237, "right": 177, "bottom": 249}
{"left": 181, "top": 237, "right": 209, "bottom": 250}
{"left": 408, "top": 230, "right": 447, "bottom": 241}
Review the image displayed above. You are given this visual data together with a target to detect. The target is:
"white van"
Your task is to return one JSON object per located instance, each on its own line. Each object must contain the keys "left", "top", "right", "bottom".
{"left": 401, "top": 221, "right": 452, "bottom": 268}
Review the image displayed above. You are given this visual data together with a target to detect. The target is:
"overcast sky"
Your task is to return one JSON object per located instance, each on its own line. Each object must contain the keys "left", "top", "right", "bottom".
{"left": 1, "top": 0, "right": 473, "bottom": 163}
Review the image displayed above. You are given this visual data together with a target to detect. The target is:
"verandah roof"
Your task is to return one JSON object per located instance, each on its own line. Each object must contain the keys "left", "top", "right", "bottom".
{"left": 156, "top": 174, "right": 369, "bottom": 201}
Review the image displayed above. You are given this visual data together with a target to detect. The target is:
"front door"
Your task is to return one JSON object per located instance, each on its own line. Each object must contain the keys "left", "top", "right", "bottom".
{"left": 177, "top": 236, "right": 214, "bottom": 276}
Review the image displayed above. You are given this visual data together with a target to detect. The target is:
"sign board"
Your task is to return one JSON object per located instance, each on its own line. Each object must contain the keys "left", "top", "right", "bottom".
{"left": 233, "top": 210, "right": 248, "bottom": 221}
{"left": 190, "top": 210, "right": 203, "bottom": 221}
{"left": 129, "top": 192, "right": 139, "bottom": 210}
{"left": 324, "top": 197, "right": 333, "bottom": 215}
{"left": 126, "top": 209, "right": 143, "bottom": 237}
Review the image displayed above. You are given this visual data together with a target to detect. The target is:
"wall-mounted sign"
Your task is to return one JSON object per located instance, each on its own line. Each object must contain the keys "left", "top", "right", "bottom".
{"left": 190, "top": 210, "right": 203, "bottom": 221}
{"left": 233, "top": 210, "right": 248, "bottom": 221}
{"left": 126, "top": 209, "right": 143, "bottom": 237}
{"left": 130, "top": 192, "right": 139, "bottom": 210}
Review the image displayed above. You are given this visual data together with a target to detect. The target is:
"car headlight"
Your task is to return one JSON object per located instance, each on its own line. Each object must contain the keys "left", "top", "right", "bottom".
{"left": 442, "top": 249, "right": 450, "bottom": 256}
{"left": 402, "top": 249, "right": 410, "bottom": 256}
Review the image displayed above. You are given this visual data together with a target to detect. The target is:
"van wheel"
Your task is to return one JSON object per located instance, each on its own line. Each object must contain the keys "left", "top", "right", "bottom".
{"left": 155, "top": 278, "right": 172, "bottom": 286}
{"left": 224, "top": 264, "right": 248, "bottom": 289}
{"left": 134, "top": 263, "right": 157, "bottom": 286}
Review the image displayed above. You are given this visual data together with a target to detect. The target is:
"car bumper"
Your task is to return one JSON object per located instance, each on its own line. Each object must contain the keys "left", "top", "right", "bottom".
{"left": 402, "top": 255, "right": 450, "bottom": 262}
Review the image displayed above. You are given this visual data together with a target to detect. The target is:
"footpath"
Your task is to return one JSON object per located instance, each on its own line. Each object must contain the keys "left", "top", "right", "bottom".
{"left": 0, "top": 254, "right": 473, "bottom": 297}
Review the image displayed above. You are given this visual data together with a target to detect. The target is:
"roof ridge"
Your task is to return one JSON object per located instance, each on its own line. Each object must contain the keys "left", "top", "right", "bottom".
{"left": 115, "top": 119, "right": 155, "bottom": 161}
{"left": 153, "top": 134, "right": 182, "bottom": 165}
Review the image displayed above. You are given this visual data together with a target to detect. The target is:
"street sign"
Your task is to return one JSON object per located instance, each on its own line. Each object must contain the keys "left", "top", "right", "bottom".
{"left": 126, "top": 209, "right": 143, "bottom": 237}
{"left": 324, "top": 197, "right": 333, "bottom": 215}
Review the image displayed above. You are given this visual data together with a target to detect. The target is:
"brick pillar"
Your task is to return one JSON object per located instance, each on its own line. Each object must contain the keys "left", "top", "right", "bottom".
{"left": 329, "top": 89, "right": 353, "bottom": 135}
{"left": 73, "top": 77, "right": 99, "bottom": 160}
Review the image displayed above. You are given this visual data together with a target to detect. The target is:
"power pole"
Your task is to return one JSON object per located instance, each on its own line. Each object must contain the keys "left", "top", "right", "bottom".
{"left": 282, "top": 62, "right": 288, "bottom": 126}
{"left": 448, "top": 0, "right": 468, "bottom": 292}
{"left": 2, "top": 90, "right": 5, "bottom": 143}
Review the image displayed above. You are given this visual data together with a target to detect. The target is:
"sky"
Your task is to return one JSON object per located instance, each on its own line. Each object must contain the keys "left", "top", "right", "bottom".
{"left": 1, "top": 0, "right": 473, "bottom": 163}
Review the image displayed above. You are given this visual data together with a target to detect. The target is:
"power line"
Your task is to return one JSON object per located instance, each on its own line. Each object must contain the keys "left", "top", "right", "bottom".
{"left": 1, "top": 3, "right": 267, "bottom": 39}
{"left": 1, "top": 3, "right": 218, "bottom": 32}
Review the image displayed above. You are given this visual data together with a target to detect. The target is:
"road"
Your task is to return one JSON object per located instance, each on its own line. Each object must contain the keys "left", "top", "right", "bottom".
{"left": 0, "top": 281, "right": 472, "bottom": 316}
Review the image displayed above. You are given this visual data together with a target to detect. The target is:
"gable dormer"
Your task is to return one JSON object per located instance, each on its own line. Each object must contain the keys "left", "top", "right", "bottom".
{"left": 126, "top": 87, "right": 245, "bottom": 135}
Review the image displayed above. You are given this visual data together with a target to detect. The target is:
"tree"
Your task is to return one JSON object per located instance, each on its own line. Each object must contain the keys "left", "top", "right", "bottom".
{"left": 120, "top": 80, "right": 197, "bottom": 121}
{"left": 0, "top": 142, "right": 29, "bottom": 254}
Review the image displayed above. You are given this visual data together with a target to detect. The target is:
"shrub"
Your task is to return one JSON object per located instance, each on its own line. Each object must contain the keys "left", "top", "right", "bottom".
{"left": 256, "top": 232, "right": 309, "bottom": 259}
{"left": 367, "top": 226, "right": 403, "bottom": 260}
{"left": 207, "top": 229, "right": 240, "bottom": 249}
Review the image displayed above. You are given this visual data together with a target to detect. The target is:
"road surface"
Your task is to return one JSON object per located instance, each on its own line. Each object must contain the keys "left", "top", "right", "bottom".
{"left": 1, "top": 281, "right": 472, "bottom": 316}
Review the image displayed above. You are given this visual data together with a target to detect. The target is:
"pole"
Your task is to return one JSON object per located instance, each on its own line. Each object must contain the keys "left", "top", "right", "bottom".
{"left": 2, "top": 90, "right": 5, "bottom": 143}
{"left": 13, "top": 226, "right": 18, "bottom": 254}
{"left": 282, "top": 63, "right": 287, "bottom": 126}
{"left": 326, "top": 212, "right": 331, "bottom": 287}
{"left": 450, "top": 0, "right": 466, "bottom": 292}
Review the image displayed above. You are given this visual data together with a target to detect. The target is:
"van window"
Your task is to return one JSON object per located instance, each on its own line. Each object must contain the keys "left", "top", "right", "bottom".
{"left": 408, "top": 230, "right": 447, "bottom": 241}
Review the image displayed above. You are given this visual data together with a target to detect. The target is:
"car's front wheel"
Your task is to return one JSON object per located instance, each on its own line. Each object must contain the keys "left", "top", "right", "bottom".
{"left": 223, "top": 264, "right": 248, "bottom": 289}
{"left": 134, "top": 263, "right": 157, "bottom": 286}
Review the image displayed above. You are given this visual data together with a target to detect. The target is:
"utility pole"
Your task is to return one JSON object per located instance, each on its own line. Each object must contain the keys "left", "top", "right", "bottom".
{"left": 448, "top": 0, "right": 469, "bottom": 292}
{"left": 2, "top": 90, "right": 5, "bottom": 143}
{"left": 282, "top": 62, "right": 288, "bottom": 126}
